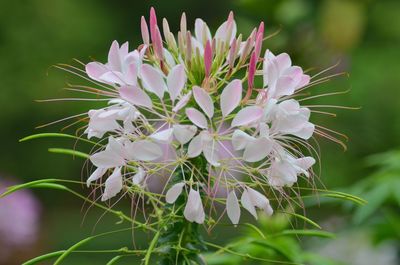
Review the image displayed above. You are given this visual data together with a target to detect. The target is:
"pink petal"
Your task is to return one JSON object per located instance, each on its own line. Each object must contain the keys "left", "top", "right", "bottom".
{"left": 193, "top": 86, "right": 214, "bottom": 118}
{"left": 165, "top": 182, "right": 185, "bottom": 203}
{"left": 248, "top": 51, "right": 257, "bottom": 89}
{"left": 140, "top": 64, "right": 166, "bottom": 99}
{"left": 167, "top": 64, "right": 186, "bottom": 101}
{"left": 119, "top": 86, "right": 153, "bottom": 109}
{"left": 226, "top": 191, "right": 241, "bottom": 225}
{"left": 101, "top": 167, "right": 123, "bottom": 201}
{"left": 186, "top": 107, "right": 208, "bottom": 129}
{"left": 220, "top": 79, "right": 242, "bottom": 117}
{"left": 231, "top": 106, "right": 263, "bottom": 127}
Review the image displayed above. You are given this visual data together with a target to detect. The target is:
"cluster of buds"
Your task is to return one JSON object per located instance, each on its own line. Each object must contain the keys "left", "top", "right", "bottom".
{"left": 83, "top": 8, "right": 319, "bottom": 225}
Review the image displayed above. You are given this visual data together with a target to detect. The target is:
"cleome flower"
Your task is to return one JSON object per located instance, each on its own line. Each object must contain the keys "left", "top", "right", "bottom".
{"left": 71, "top": 7, "right": 345, "bottom": 227}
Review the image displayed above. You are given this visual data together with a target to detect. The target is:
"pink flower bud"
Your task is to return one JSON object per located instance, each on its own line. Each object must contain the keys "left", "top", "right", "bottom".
{"left": 204, "top": 40, "right": 212, "bottom": 77}
{"left": 141, "top": 16, "right": 150, "bottom": 45}
{"left": 248, "top": 51, "right": 256, "bottom": 89}
{"left": 149, "top": 7, "right": 158, "bottom": 42}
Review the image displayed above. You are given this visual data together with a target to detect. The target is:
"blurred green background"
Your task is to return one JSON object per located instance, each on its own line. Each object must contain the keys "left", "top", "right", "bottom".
{"left": 0, "top": 0, "right": 399, "bottom": 264}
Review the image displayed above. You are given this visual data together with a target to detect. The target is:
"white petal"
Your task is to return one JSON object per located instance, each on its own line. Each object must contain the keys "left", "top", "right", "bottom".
{"left": 101, "top": 167, "right": 123, "bottom": 201}
{"left": 119, "top": 86, "right": 153, "bottom": 109}
{"left": 247, "top": 188, "right": 273, "bottom": 216}
{"left": 226, "top": 191, "right": 240, "bottom": 225}
{"left": 232, "top": 129, "right": 254, "bottom": 150}
{"left": 243, "top": 137, "right": 273, "bottom": 162}
{"left": 193, "top": 86, "right": 214, "bottom": 118}
{"left": 220, "top": 79, "right": 242, "bottom": 117}
{"left": 241, "top": 189, "right": 258, "bottom": 219}
{"left": 202, "top": 141, "right": 221, "bottom": 167}
{"left": 108, "top": 40, "right": 121, "bottom": 71}
{"left": 173, "top": 125, "right": 197, "bottom": 145}
{"left": 99, "top": 71, "right": 125, "bottom": 85}
{"left": 167, "top": 64, "right": 186, "bottom": 101}
{"left": 150, "top": 128, "right": 174, "bottom": 143}
{"left": 140, "top": 64, "right": 166, "bottom": 99}
{"left": 186, "top": 108, "right": 208, "bottom": 129}
{"left": 187, "top": 135, "right": 203, "bottom": 158}
{"left": 132, "top": 167, "right": 146, "bottom": 185}
{"left": 165, "top": 182, "right": 185, "bottom": 203}
{"left": 86, "top": 167, "right": 107, "bottom": 187}
{"left": 231, "top": 106, "right": 263, "bottom": 127}
{"left": 90, "top": 149, "right": 125, "bottom": 168}
{"left": 184, "top": 188, "right": 205, "bottom": 224}
{"left": 129, "top": 140, "right": 163, "bottom": 161}
{"left": 293, "top": 122, "right": 315, "bottom": 140}
{"left": 172, "top": 92, "right": 192, "bottom": 112}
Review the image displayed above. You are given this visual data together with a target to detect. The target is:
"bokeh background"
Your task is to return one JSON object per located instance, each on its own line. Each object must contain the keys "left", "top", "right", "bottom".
{"left": 0, "top": 0, "right": 399, "bottom": 264}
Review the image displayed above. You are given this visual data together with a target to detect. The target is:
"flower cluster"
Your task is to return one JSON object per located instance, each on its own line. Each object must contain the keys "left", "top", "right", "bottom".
{"left": 83, "top": 8, "right": 317, "bottom": 225}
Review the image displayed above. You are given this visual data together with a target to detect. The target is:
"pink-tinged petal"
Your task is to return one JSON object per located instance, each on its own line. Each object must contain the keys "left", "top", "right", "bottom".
{"left": 165, "top": 182, "right": 185, "bottom": 203}
{"left": 129, "top": 140, "right": 163, "bottom": 161}
{"left": 119, "top": 86, "right": 153, "bottom": 109}
{"left": 232, "top": 130, "right": 254, "bottom": 150}
{"left": 184, "top": 188, "right": 205, "bottom": 224}
{"left": 187, "top": 135, "right": 202, "bottom": 158}
{"left": 194, "top": 18, "right": 211, "bottom": 44}
{"left": 231, "top": 106, "right": 263, "bottom": 127}
{"left": 120, "top": 42, "right": 129, "bottom": 58}
{"left": 140, "top": 64, "right": 166, "bottom": 99}
{"left": 275, "top": 53, "right": 292, "bottom": 73}
{"left": 295, "top": 156, "right": 315, "bottom": 171}
{"left": 204, "top": 40, "right": 212, "bottom": 77}
{"left": 90, "top": 149, "right": 125, "bottom": 168}
{"left": 167, "top": 64, "right": 186, "bottom": 101}
{"left": 186, "top": 107, "right": 208, "bottom": 129}
{"left": 124, "top": 63, "right": 138, "bottom": 86}
{"left": 108, "top": 40, "right": 121, "bottom": 71}
{"left": 99, "top": 71, "right": 124, "bottom": 85}
{"left": 297, "top": 74, "right": 310, "bottom": 89}
{"left": 248, "top": 51, "right": 257, "bottom": 89}
{"left": 203, "top": 141, "right": 221, "bottom": 167}
{"left": 101, "top": 167, "right": 123, "bottom": 201}
{"left": 241, "top": 189, "right": 258, "bottom": 219}
{"left": 172, "top": 92, "right": 191, "bottom": 112}
{"left": 228, "top": 38, "right": 237, "bottom": 67}
{"left": 243, "top": 137, "right": 273, "bottom": 162}
{"left": 86, "top": 62, "right": 107, "bottom": 81}
{"left": 226, "top": 191, "right": 241, "bottom": 225}
{"left": 86, "top": 167, "right": 107, "bottom": 187}
{"left": 132, "top": 167, "right": 146, "bottom": 186}
{"left": 193, "top": 86, "right": 214, "bottom": 118}
{"left": 275, "top": 76, "right": 298, "bottom": 97}
{"left": 150, "top": 128, "right": 174, "bottom": 143}
{"left": 180, "top": 12, "right": 187, "bottom": 36}
{"left": 294, "top": 122, "right": 315, "bottom": 140}
{"left": 141, "top": 16, "right": 150, "bottom": 45}
{"left": 221, "top": 79, "right": 242, "bottom": 117}
{"left": 173, "top": 124, "right": 197, "bottom": 145}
